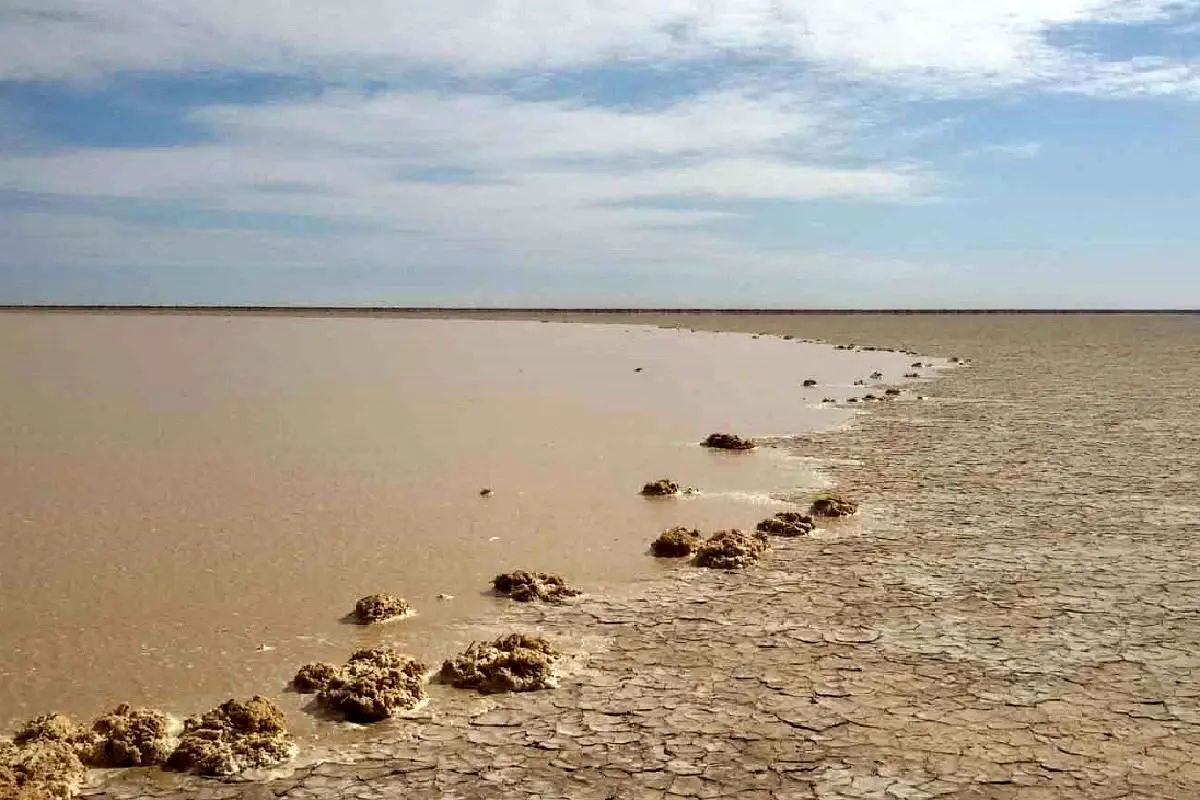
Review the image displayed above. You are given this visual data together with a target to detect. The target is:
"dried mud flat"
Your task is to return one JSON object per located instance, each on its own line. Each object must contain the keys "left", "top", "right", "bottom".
{"left": 86, "top": 313, "right": 1200, "bottom": 800}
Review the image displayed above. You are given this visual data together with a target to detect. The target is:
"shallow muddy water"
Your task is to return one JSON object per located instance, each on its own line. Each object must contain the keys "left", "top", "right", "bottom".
{"left": 11, "top": 310, "right": 1200, "bottom": 800}
{"left": 0, "top": 313, "right": 922, "bottom": 734}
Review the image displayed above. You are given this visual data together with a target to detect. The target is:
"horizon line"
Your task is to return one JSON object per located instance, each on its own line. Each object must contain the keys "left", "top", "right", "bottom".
{"left": 1, "top": 305, "right": 1198, "bottom": 315}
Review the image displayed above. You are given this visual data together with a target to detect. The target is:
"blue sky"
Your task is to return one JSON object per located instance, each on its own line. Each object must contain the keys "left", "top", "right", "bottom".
{"left": 1, "top": 1, "right": 1199, "bottom": 307}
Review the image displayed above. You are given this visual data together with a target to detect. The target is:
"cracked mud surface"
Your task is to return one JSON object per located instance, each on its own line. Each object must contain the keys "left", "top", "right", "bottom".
{"left": 86, "top": 313, "right": 1200, "bottom": 800}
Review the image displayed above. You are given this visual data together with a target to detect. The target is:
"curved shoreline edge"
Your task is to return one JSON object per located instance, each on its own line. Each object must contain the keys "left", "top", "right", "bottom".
{"left": 23, "top": 311, "right": 1200, "bottom": 800}
{"left": 64, "top": 319, "right": 952, "bottom": 800}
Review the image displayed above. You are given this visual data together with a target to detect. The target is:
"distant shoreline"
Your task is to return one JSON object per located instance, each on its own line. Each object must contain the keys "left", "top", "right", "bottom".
{"left": 1, "top": 305, "right": 1197, "bottom": 315}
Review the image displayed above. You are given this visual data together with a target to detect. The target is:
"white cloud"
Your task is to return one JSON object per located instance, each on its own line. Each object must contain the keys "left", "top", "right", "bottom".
{"left": 194, "top": 88, "right": 823, "bottom": 163}
{"left": 0, "top": 86, "right": 933, "bottom": 280}
{"left": 0, "top": 87, "right": 925, "bottom": 199}
{"left": 1, "top": 0, "right": 1199, "bottom": 98}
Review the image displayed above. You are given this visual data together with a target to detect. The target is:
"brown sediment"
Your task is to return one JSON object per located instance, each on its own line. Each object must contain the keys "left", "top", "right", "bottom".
{"left": 492, "top": 571, "right": 580, "bottom": 603}
{"left": 17, "top": 312, "right": 1200, "bottom": 800}
{"left": 2, "top": 315, "right": 905, "bottom": 725}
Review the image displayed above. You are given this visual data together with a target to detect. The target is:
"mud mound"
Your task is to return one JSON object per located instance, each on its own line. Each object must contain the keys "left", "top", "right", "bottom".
{"left": 809, "top": 492, "right": 859, "bottom": 518}
{"left": 694, "top": 529, "right": 770, "bottom": 570}
{"left": 12, "top": 715, "right": 88, "bottom": 752}
{"left": 293, "top": 648, "right": 427, "bottom": 724}
{"left": 352, "top": 594, "right": 411, "bottom": 624}
{"left": 166, "top": 696, "right": 293, "bottom": 777}
{"left": 440, "top": 634, "right": 560, "bottom": 695}
{"left": 756, "top": 512, "right": 816, "bottom": 537}
{"left": 292, "top": 661, "right": 341, "bottom": 693}
{"left": 640, "top": 479, "right": 680, "bottom": 496}
{"left": 493, "top": 571, "right": 581, "bottom": 603}
{"left": 87, "top": 705, "right": 171, "bottom": 768}
{"left": 651, "top": 526, "right": 703, "bottom": 557}
{"left": 700, "top": 433, "right": 755, "bottom": 450}
{"left": 1, "top": 739, "right": 87, "bottom": 800}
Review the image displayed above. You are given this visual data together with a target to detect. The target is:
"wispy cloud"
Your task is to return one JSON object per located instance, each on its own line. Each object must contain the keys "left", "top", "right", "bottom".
{"left": 1068, "top": 55, "right": 1200, "bottom": 96}
{"left": 0, "top": 85, "right": 933, "bottom": 283}
{"left": 963, "top": 141, "right": 1043, "bottom": 159}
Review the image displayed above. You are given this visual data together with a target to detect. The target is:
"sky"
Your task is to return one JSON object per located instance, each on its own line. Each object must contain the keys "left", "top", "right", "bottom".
{"left": 1, "top": 1, "right": 1199, "bottom": 308}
